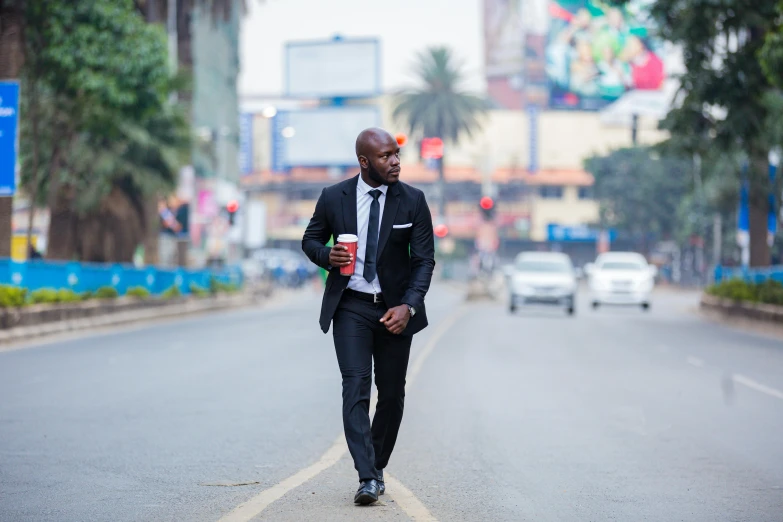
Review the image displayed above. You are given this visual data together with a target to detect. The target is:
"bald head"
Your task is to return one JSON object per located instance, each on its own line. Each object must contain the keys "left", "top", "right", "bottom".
{"left": 355, "top": 128, "right": 395, "bottom": 159}
{"left": 355, "top": 127, "right": 401, "bottom": 186}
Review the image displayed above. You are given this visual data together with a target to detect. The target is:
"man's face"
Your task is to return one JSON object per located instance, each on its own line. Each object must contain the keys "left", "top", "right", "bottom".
{"left": 364, "top": 135, "right": 401, "bottom": 186}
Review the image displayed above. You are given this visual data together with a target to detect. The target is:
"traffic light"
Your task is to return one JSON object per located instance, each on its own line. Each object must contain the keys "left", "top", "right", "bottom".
{"left": 226, "top": 200, "right": 239, "bottom": 225}
{"left": 479, "top": 196, "right": 495, "bottom": 220}
{"left": 395, "top": 133, "right": 408, "bottom": 147}
{"left": 433, "top": 224, "right": 449, "bottom": 238}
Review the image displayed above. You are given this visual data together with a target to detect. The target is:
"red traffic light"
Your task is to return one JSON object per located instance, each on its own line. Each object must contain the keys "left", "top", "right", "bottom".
{"left": 433, "top": 224, "right": 449, "bottom": 238}
{"left": 395, "top": 133, "right": 408, "bottom": 147}
{"left": 226, "top": 200, "right": 239, "bottom": 213}
{"left": 480, "top": 196, "right": 494, "bottom": 210}
{"left": 421, "top": 137, "right": 444, "bottom": 160}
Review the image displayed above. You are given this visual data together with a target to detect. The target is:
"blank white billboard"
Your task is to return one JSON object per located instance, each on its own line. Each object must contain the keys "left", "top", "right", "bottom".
{"left": 285, "top": 38, "right": 381, "bottom": 99}
{"left": 272, "top": 106, "right": 381, "bottom": 168}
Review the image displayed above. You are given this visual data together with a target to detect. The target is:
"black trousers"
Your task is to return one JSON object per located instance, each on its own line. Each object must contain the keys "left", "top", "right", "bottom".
{"left": 332, "top": 293, "right": 412, "bottom": 482}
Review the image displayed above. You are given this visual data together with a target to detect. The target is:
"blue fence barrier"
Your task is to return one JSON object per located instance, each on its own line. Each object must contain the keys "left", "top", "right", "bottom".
{"left": 714, "top": 265, "right": 783, "bottom": 285}
{"left": 0, "top": 259, "right": 243, "bottom": 296}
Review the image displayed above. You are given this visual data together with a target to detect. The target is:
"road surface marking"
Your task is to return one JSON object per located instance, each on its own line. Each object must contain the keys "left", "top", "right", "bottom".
{"left": 686, "top": 356, "right": 705, "bottom": 368}
{"left": 218, "top": 306, "right": 465, "bottom": 522}
{"left": 732, "top": 374, "right": 783, "bottom": 401}
{"left": 218, "top": 434, "right": 347, "bottom": 522}
{"left": 385, "top": 472, "right": 439, "bottom": 521}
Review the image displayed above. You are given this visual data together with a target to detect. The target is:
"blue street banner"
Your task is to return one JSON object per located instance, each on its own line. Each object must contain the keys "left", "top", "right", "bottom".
{"left": 238, "top": 112, "right": 254, "bottom": 176}
{"left": 0, "top": 81, "right": 20, "bottom": 196}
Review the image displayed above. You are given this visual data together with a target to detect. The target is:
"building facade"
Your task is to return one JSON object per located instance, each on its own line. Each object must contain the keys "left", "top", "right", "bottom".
{"left": 239, "top": 94, "right": 665, "bottom": 262}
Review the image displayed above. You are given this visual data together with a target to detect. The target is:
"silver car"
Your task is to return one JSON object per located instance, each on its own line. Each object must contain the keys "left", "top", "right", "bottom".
{"left": 506, "top": 252, "right": 578, "bottom": 316}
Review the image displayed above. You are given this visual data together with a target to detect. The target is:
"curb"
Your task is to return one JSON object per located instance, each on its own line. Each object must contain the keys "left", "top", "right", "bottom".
{"left": 699, "top": 293, "right": 783, "bottom": 331}
{"left": 0, "top": 291, "right": 262, "bottom": 345}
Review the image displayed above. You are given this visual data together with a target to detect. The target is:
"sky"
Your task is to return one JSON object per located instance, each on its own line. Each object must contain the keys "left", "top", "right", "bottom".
{"left": 238, "top": 0, "right": 486, "bottom": 97}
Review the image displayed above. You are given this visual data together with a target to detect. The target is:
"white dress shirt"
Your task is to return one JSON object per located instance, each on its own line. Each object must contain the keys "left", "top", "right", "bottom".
{"left": 347, "top": 176, "right": 387, "bottom": 294}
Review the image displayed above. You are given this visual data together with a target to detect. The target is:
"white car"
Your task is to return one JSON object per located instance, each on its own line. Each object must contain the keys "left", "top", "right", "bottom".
{"left": 506, "top": 252, "right": 577, "bottom": 315}
{"left": 586, "top": 252, "right": 657, "bottom": 310}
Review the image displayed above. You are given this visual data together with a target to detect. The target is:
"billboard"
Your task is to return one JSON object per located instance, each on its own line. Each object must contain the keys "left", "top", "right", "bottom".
{"left": 271, "top": 106, "right": 381, "bottom": 170}
{"left": 484, "top": 0, "right": 549, "bottom": 110}
{"left": 546, "top": 0, "right": 664, "bottom": 110}
{"left": 483, "top": 0, "right": 665, "bottom": 111}
{"left": 285, "top": 38, "right": 381, "bottom": 99}
{"left": 0, "top": 81, "right": 20, "bottom": 196}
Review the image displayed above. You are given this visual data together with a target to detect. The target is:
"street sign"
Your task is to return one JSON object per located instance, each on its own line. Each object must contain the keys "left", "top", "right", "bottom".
{"left": 547, "top": 224, "right": 616, "bottom": 243}
{"left": 421, "top": 137, "right": 444, "bottom": 160}
{"left": 0, "top": 81, "right": 20, "bottom": 196}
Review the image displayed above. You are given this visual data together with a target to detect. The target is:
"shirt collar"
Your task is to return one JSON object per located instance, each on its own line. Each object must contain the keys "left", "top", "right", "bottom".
{"left": 357, "top": 175, "right": 388, "bottom": 197}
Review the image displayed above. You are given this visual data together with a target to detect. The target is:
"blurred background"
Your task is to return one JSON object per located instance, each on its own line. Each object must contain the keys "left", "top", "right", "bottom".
{"left": 0, "top": 0, "right": 780, "bottom": 290}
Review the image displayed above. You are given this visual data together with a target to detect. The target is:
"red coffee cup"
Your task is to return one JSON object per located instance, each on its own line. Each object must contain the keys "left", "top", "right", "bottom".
{"left": 337, "top": 234, "right": 358, "bottom": 276}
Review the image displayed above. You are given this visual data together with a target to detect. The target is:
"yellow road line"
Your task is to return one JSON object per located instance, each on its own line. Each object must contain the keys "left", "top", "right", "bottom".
{"left": 385, "top": 472, "right": 439, "bottom": 521}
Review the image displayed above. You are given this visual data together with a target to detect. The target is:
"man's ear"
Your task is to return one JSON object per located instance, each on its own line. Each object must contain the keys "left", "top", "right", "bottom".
{"left": 358, "top": 155, "right": 369, "bottom": 169}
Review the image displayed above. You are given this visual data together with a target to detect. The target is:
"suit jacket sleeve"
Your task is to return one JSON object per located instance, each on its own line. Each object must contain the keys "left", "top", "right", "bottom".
{"left": 402, "top": 191, "right": 435, "bottom": 311}
{"left": 302, "top": 188, "right": 333, "bottom": 270}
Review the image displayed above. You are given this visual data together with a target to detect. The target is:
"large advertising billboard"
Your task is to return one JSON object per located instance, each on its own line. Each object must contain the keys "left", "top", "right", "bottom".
{"left": 546, "top": 0, "right": 664, "bottom": 110}
{"left": 484, "top": 0, "right": 665, "bottom": 111}
{"left": 285, "top": 38, "right": 381, "bottom": 99}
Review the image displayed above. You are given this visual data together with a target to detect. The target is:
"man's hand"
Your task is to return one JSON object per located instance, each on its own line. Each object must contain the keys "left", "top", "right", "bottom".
{"left": 329, "top": 245, "right": 353, "bottom": 267}
{"left": 380, "top": 305, "right": 410, "bottom": 335}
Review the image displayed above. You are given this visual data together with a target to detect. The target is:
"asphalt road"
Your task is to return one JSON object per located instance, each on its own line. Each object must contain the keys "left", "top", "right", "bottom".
{"left": 1, "top": 282, "right": 782, "bottom": 521}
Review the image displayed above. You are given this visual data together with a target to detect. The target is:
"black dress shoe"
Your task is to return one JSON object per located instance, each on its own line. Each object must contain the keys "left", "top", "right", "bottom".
{"left": 354, "top": 479, "right": 379, "bottom": 505}
{"left": 377, "top": 470, "right": 385, "bottom": 495}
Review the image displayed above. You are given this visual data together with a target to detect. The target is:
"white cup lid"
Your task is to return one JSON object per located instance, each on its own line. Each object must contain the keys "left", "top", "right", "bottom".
{"left": 337, "top": 234, "right": 358, "bottom": 243}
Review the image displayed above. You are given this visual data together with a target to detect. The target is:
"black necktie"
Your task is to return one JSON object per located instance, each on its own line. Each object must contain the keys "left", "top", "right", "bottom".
{"left": 363, "top": 189, "right": 382, "bottom": 283}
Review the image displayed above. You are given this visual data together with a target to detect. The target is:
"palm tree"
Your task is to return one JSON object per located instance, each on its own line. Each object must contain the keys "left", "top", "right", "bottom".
{"left": 393, "top": 47, "right": 488, "bottom": 218}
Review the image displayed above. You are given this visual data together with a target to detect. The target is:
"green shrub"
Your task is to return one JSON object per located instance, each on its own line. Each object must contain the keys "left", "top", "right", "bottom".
{"left": 126, "top": 286, "right": 150, "bottom": 299}
{"left": 29, "top": 288, "right": 59, "bottom": 304}
{"left": 756, "top": 280, "right": 783, "bottom": 306}
{"left": 189, "top": 282, "right": 209, "bottom": 297}
{"left": 29, "top": 287, "right": 81, "bottom": 304}
{"left": 0, "top": 285, "right": 28, "bottom": 307}
{"left": 707, "top": 279, "right": 783, "bottom": 306}
{"left": 80, "top": 290, "right": 94, "bottom": 301}
{"left": 94, "top": 286, "right": 119, "bottom": 299}
{"left": 162, "top": 284, "right": 181, "bottom": 298}
{"left": 56, "top": 288, "right": 81, "bottom": 303}
{"left": 210, "top": 276, "right": 239, "bottom": 294}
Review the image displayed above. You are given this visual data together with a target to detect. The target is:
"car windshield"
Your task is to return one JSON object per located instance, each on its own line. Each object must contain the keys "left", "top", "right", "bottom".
{"left": 599, "top": 261, "right": 645, "bottom": 271}
{"left": 515, "top": 260, "right": 571, "bottom": 273}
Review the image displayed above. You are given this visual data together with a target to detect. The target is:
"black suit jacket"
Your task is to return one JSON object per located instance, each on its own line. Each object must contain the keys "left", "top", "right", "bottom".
{"left": 302, "top": 175, "right": 436, "bottom": 335}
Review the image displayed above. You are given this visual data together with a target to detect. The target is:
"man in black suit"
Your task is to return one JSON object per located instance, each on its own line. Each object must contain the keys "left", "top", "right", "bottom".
{"left": 302, "top": 128, "right": 435, "bottom": 505}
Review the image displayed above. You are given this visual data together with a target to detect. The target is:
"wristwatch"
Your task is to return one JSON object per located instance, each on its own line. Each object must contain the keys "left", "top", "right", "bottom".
{"left": 407, "top": 305, "right": 416, "bottom": 317}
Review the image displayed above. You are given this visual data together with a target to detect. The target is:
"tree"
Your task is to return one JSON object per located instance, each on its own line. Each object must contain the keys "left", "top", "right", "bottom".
{"left": 134, "top": 0, "right": 246, "bottom": 265}
{"left": 585, "top": 147, "right": 693, "bottom": 252}
{"left": 19, "top": 0, "right": 188, "bottom": 262}
{"left": 393, "top": 47, "right": 488, "bottom": 218}
{"left": 642, "top": 0, "right": 781, "bottom": 266}
{"left": 0, "top": 0, "right": 26, "bottom": 258}
{"left": 760, "top": 1, "right": 783, "bottom": 89}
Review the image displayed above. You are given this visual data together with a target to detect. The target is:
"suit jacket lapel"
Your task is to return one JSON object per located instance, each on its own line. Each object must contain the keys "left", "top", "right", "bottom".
{"left": 342, "top": 175, "right": 359, "bottom": 235}
{"left": 377, "top": 182, "right": 400, "bottom": 260}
